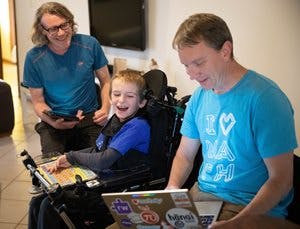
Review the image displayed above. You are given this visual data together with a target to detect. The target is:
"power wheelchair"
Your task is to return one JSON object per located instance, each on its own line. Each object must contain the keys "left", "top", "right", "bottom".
{"left": 21, "top": 69, "right": 201, "bottom": 228}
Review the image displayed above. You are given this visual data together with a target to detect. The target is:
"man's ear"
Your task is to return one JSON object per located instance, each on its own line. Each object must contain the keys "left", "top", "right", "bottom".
{"left": 221, "top": 40, "right": 233, "bottom": 61}
{"left": 139, "top": 99, "right": 147, "bottom": 108}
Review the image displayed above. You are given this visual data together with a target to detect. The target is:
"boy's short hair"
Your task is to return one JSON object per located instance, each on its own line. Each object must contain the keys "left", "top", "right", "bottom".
{"left": 110, "top": 70, "right": 147, "bottom": 101}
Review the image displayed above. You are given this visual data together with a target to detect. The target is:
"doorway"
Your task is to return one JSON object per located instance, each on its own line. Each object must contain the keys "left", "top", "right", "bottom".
{"left": 0, "top": 0, "right": 18, "bottom": 95}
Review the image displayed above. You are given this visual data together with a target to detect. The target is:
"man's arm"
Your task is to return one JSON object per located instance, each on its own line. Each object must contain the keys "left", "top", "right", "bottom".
{"left": 29, "top": 87, "right": 50, "bottom": 119}
{"left": 166, "top": 136, "right": 201, "bottom": 189}
{"left": 209, "top": 214, "right": 299, "bottom": 229}
{"left": 238, "top": 152, "right": 293, "bottom": 216}
{"left": 94, "top": 65, "right": 111, "bottom": 125}
{"left": 29, "top": 88, "right": 79, "bottom": 129}
{"left": 212, "top": 151, "right": 294, "bottom": 228}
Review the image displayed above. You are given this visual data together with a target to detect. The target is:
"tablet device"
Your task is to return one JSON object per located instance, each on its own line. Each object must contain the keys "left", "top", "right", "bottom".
{"left": 43, "top": 110, "right": 79, "bottom": 121}
{"left": 37, "top": 160, "right": 97, "bottom": 187}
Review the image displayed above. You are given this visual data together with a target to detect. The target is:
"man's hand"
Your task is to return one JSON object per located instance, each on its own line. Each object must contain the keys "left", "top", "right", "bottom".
{"left": 51, "top": 119, "right": 78, "bottom": 129}
{"left": 93, "top": 108, "right": 109, "bottom": 126}
{"left": 208, "top": 215, "right": 294, "bottom": 229}
{"left": 165, "top": 185, "right": 180, "bottom": 190}
{"left": 47, "top": 110, "right": 84, "bottom": 129}
{"left": 209, "top": 219, "right": 236, "bottom": 228}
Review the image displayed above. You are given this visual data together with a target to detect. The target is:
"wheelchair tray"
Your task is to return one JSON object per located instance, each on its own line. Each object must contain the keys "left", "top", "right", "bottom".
{"left": 37, "top": 161, "right": 97, "bottom": 187}
{"left": 33, "top": 152, "right": 63, "bottom": 165}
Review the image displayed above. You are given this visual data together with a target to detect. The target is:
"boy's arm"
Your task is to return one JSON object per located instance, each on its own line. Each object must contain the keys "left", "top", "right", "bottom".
{"left": 66, "top": 148, "right": 121, "bottom": 172}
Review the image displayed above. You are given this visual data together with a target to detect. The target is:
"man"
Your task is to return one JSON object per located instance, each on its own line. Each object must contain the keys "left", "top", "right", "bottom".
{"left": 23, "top": 2, "right": 111, "bottom": 155}
{"left": 166, "top": 13, "right": 298, "bottom": 227}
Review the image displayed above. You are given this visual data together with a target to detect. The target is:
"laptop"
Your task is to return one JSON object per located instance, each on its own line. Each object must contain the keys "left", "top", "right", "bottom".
{"left": 102, "top": 189, "right": 222, "bottom": 228}
{"left": 194, "top": 201, "right": 223, "bottom": 226}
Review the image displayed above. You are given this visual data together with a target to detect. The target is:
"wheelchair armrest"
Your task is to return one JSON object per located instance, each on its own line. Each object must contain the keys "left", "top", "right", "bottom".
{"left": 96, "top": 164, "right": 152, "bottom": 192}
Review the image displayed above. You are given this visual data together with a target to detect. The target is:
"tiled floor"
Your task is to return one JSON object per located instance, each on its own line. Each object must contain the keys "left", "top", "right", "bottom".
{"left": 0, "top": 62, "right": 40, "bottom": 228}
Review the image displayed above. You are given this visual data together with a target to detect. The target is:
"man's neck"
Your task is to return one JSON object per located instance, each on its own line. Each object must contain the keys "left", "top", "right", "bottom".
{"left": 48, "top": 43, "right": 69, "bottom": 55}
{"left": 213, "top": 60, "right": 247, "bottom": 94}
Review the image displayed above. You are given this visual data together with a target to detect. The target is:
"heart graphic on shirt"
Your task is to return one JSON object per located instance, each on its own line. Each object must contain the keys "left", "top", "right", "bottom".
{"left": 220, "top": 113, "right": 236, "bottom": 136}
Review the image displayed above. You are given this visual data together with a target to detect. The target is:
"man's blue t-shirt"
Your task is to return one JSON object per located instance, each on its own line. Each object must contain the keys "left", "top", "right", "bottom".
{"left": 181, "top": 70, "right": 298, "bottom": 217}
{"left": 23, "top": 34, "right": 108, "bottom": 115}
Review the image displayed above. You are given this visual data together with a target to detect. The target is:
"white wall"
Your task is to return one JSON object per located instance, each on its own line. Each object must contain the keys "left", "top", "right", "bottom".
{"left": 15, "top": 0, "right": 300, "bottom": 154}
{"left": 15, "top": 0, "right": 90, "bottom": 84}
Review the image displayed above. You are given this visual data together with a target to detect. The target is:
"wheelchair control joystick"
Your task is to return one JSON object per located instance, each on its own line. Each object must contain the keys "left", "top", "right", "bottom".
{"left": 74, "top": 174, "right": 86, "bottom": 196}
{"left": 75, "top": 174, "right": 83, "bottom": 183}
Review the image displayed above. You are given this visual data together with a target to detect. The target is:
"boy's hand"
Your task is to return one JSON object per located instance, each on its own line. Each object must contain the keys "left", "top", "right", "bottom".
{"left": 47, "top": 155, "right": 71, "bottom": 173}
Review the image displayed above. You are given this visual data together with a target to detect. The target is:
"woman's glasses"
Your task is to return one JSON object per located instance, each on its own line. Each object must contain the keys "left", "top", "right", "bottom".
{"left": 41, "top": 21, "right": 71, "bottom": 35}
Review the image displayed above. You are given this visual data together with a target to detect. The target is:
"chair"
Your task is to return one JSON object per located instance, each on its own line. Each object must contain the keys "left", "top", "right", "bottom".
{"left": 0, "top": 80, "right": 14, "bottom": 136}
{"left": 142, "top": 69, "right": 173, "bottom": 181}
{"left": 142, "top": 69, "right": 201, "bottom": 188}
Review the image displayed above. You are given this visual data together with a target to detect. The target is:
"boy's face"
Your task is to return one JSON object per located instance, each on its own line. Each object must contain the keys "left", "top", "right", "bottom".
{"left": 111, "top": 78, "right": 146, "bottom": 122}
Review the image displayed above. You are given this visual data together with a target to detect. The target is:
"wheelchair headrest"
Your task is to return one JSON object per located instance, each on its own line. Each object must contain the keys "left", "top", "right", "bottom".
{"left": 143, "top": 69, "right": 168, "bottom": 101}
